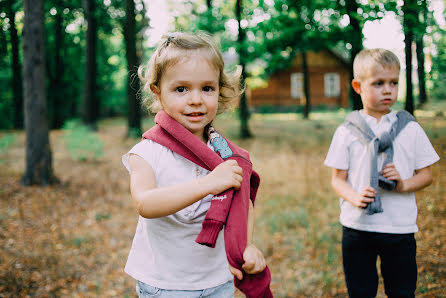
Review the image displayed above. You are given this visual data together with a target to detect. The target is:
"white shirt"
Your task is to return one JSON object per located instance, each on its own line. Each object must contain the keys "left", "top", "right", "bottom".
{"left": 122, "top": 139, "right": 232, "bottom": 290}
{"left": 324, "top": 110, "right": 439, "bottom": 233}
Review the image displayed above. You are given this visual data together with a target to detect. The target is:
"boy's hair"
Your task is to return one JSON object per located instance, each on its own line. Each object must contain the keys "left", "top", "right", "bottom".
{"left": 353, "top": 48, "right": 400, "bottom": 81}
{"left": 138, "top": 31, "right": 243, "bottom": 114}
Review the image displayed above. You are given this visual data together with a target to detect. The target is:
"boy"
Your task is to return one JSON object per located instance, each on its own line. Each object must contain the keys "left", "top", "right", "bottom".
{"left": 324, "top": 48, "right": 439, "bottom": 297}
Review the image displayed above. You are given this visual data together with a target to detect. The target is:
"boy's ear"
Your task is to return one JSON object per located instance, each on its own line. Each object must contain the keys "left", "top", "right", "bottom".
{"left": 351, "top": 80, "right": 361, "bottom": 95}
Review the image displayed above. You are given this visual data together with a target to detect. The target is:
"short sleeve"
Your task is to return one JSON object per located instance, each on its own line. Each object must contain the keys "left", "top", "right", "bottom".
{"left": 122, "top": 139, "right": 161, "bottom": 173}
{"left": 413, "top": 123, "right": 440, "bottom": 170}
{"left": 324, "top": 125, "right": 350, "bottom": 170}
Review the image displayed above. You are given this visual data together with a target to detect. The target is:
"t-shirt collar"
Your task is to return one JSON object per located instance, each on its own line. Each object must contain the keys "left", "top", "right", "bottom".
{"left": 359, "top": 109, "right": 397, "bottom": 126}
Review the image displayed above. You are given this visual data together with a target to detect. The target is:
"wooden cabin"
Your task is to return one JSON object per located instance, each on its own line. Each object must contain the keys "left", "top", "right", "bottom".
{"left": 249, "top": 50, "right": 350, "bottom": 109}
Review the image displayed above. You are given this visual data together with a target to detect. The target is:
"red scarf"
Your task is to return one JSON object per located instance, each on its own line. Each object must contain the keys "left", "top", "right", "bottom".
{"left": 142, "top": 111, "right": 273, "bottom": 298}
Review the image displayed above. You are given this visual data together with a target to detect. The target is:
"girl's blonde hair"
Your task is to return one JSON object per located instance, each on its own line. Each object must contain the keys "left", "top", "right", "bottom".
{"left": 353, "top": 48, "right": 400, "bottom": 81}
{"left": 138, "top": 31, "right": 243, "bottom": 114}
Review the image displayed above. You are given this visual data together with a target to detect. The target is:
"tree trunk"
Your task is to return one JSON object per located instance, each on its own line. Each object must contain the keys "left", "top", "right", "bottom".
{"left": 403, "top": 0, "right": 415, "bottom": 114}
{"left": 236, "top": 0, "right": 252, "bottom": 138}
{"left": 125, "top": 0, "right": 141, "bottom": 137}
{"left": 206, "top": 0, "right": 212, "bottom": 8}
{"left": 416, "top": 0, "right": 427, "bottom": 106}
{"left": 21, "top": 0, "right": 57, "bottom": 186}
{"left": 82, "top": 0, "right": 99, "bottom": 129}
{"left": 302, "top": 51, "right": 311, "bottom": 119}
{"left": 7, "top": 0, "right": 23, "bottom": 129}
{"left": 345, "top": 0, "right": 363, "bottom": 110}
{"left": 50, "top": 2, "right": 65, "bottom": 129}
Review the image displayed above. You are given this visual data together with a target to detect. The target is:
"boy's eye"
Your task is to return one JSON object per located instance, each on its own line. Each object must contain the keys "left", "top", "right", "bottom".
{"left": 374, "top": 81, "right": 383, "bottom": 86}
{"left": 176, "top": 87, "right": 186, "bottom": 93}
{"left": 203, "top": 86, "right": 214, "bottom": 92}
{"left": 391, "top": 81, "right": 398, "bottom": 86}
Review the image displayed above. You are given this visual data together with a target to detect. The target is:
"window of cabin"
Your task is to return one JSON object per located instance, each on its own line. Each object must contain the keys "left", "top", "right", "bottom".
{"left": 290, "top": 72, "right": 303, "bottom": 99}
{"left": 324, "top": 73, "right": 340, "bottom": 97}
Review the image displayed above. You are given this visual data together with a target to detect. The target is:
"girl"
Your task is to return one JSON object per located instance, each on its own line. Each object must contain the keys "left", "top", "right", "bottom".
{"left": 122, "top": 32, "right": 272, "bottom": 298}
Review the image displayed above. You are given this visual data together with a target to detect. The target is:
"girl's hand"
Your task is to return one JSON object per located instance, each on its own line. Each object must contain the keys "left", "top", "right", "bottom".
{"left": 204, "top": 160, "right": 243, "bottom": 195}
{"left": 353, "top": 186, "right": 375, "bottom": 208}
{"left": 229, "top": 244, "right": 266, "bottom": 280}
{"left": 381, "top": 163, "right": 405, "bottom": 192}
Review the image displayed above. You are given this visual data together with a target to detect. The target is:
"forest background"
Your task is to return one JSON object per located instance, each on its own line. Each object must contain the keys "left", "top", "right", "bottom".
{"left": 0, "top": 0, "right": 445, "bottom": 297}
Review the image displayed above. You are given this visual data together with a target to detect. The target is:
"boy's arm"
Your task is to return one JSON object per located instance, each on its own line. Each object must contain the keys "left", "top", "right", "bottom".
{"left": 382, "top": 163, "right": 433, "bottom": 193}
{"left": 129, "top": 154, "right": 243, "bottom": 218}
{"left": 331, "top": 168, "right": 375, "bottom": 208}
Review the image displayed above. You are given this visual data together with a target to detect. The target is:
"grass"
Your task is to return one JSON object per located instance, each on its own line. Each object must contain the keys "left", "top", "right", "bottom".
{"left": 0, "top": 106, "right": 445, "bottom": 297}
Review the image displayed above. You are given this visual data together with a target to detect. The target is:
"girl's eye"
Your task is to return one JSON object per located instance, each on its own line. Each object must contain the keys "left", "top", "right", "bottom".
{"left": 203, "top": 86, "right": 214, "bottom": 92}
{"left": 176, "top": 87, "right": 186, "bottom": 93}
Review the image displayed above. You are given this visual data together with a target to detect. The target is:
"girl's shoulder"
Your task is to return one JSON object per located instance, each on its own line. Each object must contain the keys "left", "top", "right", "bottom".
{"left": 123, "top": 139, "right": 169, "bottom": 172}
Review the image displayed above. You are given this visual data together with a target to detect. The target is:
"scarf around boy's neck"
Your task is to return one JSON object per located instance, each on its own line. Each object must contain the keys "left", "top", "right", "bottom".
{"left": 343, "top": 110, "right": 415, "bottom": 215}
{"left": 142, "top": 110, "right": 273, "bottom": 298}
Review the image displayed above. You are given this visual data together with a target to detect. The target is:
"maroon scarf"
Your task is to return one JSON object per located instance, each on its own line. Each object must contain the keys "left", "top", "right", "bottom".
{"left": 142, "top": 111, "right": 273, "bottom": 298}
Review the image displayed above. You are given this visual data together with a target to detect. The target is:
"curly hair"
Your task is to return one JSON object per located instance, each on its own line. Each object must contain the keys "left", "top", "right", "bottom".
{"left": 138, "top": 31, "right": 243, "bottom": 114}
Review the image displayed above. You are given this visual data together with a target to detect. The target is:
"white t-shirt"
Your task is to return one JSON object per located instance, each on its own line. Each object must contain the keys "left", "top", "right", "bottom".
{"left": 324, "top": 110, "right": 439, "bottom": 234}
{"left": 122, "top": 139, "right": 232, "bottom": 290}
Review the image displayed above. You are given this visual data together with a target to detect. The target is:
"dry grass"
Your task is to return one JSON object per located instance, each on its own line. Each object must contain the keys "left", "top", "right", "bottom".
{"left": 0, "top": 110, "right": 444, "bottom": 297}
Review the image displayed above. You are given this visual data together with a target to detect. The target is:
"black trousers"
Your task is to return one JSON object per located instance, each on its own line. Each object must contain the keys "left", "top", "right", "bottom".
{"left": 342, "top": 226, "right": 417, "bottom": 298}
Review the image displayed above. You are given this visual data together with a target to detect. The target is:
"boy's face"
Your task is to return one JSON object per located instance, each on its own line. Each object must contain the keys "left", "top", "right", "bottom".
{"left": 152, "top": 53, "right": 219, "bottom": 142}
{"left": 352, "top": 65, "right": 399, "bottom": 120}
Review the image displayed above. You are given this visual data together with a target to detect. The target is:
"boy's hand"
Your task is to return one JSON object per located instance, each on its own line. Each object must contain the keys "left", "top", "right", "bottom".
{"left": 229, "top": 244, "right": 266, "bottom": 280}
{"left": 204, "top": 160, "right": 243, "bottom": 195}
{"left": 353, "top": 186, "right": 376, "bottom": 208}
{"left": 381, "top": 163, "right": 405, "bottom": 192}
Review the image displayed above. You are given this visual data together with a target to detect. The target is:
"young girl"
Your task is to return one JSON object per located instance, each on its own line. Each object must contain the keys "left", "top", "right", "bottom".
{"left": 122, "top": 32, "right": 272, "bottom": 298}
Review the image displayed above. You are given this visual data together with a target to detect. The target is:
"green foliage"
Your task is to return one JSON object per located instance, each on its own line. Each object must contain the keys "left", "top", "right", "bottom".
{"left": 429, "top": 28, "right": 446, "bottom": 101}
{"left": 62, "top": 119, "right": 104, "bottom": 161}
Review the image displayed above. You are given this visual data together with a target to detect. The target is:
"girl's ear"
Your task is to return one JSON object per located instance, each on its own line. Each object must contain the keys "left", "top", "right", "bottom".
{"left": 150, "top": 84, "right": 161, "bottom": 98}
{"left": 351, "top": 80, "right": 361, "bottom": 94}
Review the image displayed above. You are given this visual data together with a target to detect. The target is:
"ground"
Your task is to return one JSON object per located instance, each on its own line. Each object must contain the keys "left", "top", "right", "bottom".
{"left": 0, "top": 107, "right": 445, "bottom": 297}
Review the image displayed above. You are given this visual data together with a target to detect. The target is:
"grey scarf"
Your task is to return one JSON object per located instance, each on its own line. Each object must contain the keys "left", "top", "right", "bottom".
{"left": 343, "top": 110, "right": 415, "bottom": 215}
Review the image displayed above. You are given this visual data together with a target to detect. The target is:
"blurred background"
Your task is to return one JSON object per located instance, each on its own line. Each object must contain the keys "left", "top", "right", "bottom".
{"left": 0, "top": 0, "right": 445, "bottom": 297}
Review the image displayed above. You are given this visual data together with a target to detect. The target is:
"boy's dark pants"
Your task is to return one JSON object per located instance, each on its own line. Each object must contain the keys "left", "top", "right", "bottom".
{"left": 342, "top": 226, "right": 417, "bottom": 298}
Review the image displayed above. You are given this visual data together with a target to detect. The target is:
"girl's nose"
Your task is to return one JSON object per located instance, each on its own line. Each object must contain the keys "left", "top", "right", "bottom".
{"left": 188, "top": 90, "right": 202, "bottom": 105}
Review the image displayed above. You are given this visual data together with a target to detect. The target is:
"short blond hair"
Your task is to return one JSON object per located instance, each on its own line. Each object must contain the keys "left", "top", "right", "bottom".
{"left": 353, "top": 48, "right": 400, "bottom": 81}
{"left": 138, "top": 31, "right": 242, "bottom": 114}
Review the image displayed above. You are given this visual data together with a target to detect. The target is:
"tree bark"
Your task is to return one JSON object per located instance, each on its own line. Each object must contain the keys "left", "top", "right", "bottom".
{"left": 125, "top": 0, "right": 141, "bottom": 137}
{"left": 416, "top": 0, "right": 427, "bottom": 106}
{"left": 403, "top": 0, "right": 415, "bottom": 114}
{"left": 22, "top": 0, "right": 57, "bottom": 186}
{"left": 302, "top": 51, "right": 311, "bottom": 119}
{"left": 50, "top": 1, "right": 65, "bottom": 129}
{"left": 82, "top": 0, "right": 99, "bottom": 129}
{"left": 7, "top": 0, "right": 23, "bottom": 129}
{"left": 236, "top": 0, "right": 252, "bottom": 138}
{"left": 345, "top": 0, "right": 363, "bottom": 110}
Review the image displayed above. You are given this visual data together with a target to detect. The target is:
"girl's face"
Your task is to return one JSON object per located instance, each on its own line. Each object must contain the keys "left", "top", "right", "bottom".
{"left": 153, "top": 53, "right": 219, "bottom": 143}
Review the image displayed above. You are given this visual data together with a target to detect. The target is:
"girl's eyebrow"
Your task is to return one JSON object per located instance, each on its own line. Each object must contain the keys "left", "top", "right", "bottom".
{"left": 172, "top": 80, "right": 218, "bottom": 85}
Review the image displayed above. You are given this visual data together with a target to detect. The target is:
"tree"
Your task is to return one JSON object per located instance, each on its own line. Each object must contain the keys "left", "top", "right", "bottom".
{"left": 6, "top": 0, "right": 23, "bottom": 129}
{"left": 344, "top": 0, "right": 363, "bottom": 110}
{"left": 22, "top": 0, "right": 57, "bottom": 185}
{"left": 236, "top": 0, "right": 252, "bottom": 138}
{"left": 403, "top": 0, "right": 416, "bottom": 114}
{"left": 124, "top": 0, "right": 141, "bottom": 137}
{"left": 301, "top": 51, "right": 311, "bottom": 119}
{"left": 82, "top": 0, "right": 99, "bottom": 129}
{"left": 416, "top": 0, "right": 428, "bottom": 106}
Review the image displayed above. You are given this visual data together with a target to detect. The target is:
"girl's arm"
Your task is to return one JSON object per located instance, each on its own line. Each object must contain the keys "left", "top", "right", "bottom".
{"left": 331, "top": 168, "right": 375, "bottom": 208}
{"left": 381, "top": 163, "right": 433, "bottom": 193}
{"left": 128, "top": 154, "right": 243, "bottom": 218}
